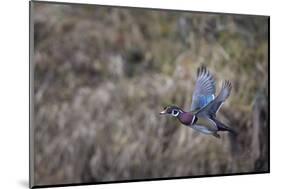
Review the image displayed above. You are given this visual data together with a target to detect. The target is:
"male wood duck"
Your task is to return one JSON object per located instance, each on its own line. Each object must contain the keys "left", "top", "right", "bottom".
{"left": 160, "top": 66, "right": 236, "bottom": 138}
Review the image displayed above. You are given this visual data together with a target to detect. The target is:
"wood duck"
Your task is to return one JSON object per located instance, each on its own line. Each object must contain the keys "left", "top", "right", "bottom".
{"left": 160, "top": 66, "right": 236, "bottom": 138}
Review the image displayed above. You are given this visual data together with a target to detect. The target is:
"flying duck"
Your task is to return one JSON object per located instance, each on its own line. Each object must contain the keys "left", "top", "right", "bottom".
{"left": 160, "top": 66, "right": 236, "bottom": 138}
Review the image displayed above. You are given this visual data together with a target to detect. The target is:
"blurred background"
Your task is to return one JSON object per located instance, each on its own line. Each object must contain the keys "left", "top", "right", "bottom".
{"left": 32, "top": 2, "right": 269, "bottom": 186}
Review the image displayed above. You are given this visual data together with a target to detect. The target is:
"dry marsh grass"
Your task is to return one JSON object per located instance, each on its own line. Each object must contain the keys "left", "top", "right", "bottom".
{"left": 32, "top": 2, "right": 269, "bottom": 186}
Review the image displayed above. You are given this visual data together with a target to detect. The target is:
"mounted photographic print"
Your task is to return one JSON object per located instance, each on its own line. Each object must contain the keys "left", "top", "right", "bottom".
{"left": 29, "top": 1, "right": 270, "bottom": 188}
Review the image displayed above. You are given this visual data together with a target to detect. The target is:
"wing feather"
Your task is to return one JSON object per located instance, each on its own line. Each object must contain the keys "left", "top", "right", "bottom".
{"left": 196, "top": 80, "right": 232, "bottom": 117}
{"left": 191, "top": 66, "right": 216, "bottom": 111}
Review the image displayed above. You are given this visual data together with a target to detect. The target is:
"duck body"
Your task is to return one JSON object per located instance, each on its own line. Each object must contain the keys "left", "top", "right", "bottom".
{"left": 177, "top": 111, "right": 195, "bottom": 126}
{"left": 177, "top": 111, "right": 217, "bottom": 136}
{"left": 160, "top": 66, "right": 236, "bottom": 138}
{"left": 175, "top": 110, "right": 225, "bottom": 138}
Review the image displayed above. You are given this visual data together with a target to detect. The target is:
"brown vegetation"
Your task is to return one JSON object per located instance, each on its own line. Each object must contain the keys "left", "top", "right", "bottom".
{"left": 32, "top": 2, "right": 269, "bottom": 186}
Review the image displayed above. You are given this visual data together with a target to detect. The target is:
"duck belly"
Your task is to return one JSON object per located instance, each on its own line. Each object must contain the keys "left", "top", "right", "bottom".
{"left": 191, "top": 117, "right": 218, "bottom": 134}
{"left": 192, "top": 125, "right": 215, "bottom": 134}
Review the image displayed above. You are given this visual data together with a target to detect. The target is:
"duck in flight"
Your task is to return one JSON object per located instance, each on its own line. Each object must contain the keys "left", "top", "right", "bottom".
{"left": 160, "top": 66, "right": 236, "bottom": 138}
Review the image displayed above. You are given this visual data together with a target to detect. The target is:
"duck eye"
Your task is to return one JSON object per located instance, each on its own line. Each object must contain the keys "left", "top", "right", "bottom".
{"left": 172, "top": 110, "right": 179, "bottom": 116}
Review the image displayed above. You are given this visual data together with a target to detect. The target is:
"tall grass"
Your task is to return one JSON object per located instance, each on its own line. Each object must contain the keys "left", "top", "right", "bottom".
{"left": 33, "top": 3, "right": 268, "bottom": 185}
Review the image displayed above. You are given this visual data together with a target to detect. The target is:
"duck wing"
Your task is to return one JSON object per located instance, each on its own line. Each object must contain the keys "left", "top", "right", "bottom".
{"left": 190, "top": 66, "right": 216, "bottom": 112}
{"left": 196, "top": 80, "right": 232, "bottom": 117}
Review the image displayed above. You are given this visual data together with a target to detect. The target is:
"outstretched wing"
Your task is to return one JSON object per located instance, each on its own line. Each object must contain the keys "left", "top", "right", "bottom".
{"left": 196, "top": 80, "right": 232, "bottom": 117}
{"left": 190, "top": 66, "right": 216, "bottom": 111}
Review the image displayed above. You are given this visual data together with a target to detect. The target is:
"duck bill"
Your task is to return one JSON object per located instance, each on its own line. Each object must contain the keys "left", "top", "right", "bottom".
{"left": 159, "top": 110, "right": 167, "bottom": 115}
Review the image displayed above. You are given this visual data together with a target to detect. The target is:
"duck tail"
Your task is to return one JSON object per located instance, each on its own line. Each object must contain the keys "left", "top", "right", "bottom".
{"left": 212, "top": 118, "right": 240, "bottom": 155}
{"left": 213, "top": 118, "right": 237, "bottom": 136}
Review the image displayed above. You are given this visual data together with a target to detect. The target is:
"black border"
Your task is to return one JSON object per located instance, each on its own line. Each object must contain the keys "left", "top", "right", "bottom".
{"left": 32, "top": 171, "right": 268, "bottom": 188}
{"left": 31, "top": 0, "right": 269, "bottom": 17}
{"left": 29, "top": 1, "right": 33, "bottom": 188}
{"left": 29, "top": 1, "right": 270, "bottom": 188}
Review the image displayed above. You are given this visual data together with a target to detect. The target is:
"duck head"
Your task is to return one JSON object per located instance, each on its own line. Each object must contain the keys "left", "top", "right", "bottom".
{"left": 159, "top": 105, "right": 183, "bottom": 117}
